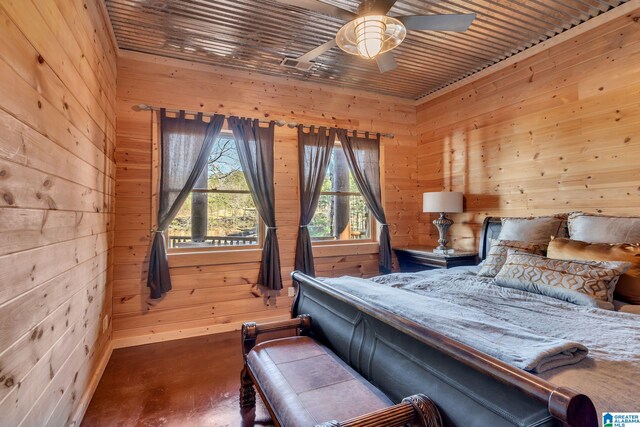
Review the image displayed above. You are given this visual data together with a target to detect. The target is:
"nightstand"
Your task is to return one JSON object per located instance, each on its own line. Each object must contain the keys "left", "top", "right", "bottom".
{"left": 393, "top": 246, "right": 479, "bottom": 272}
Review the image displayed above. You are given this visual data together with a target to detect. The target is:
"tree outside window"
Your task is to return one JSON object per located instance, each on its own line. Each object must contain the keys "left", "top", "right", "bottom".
{"left": 168, "top": 133, "right": 261, "bottom": 249}
{"left": 309, "top": 143, "right": 373, "bottom": 242}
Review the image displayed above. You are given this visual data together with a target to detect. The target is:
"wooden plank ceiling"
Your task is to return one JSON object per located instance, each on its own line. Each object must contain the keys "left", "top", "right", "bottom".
{"left": 105, "top": 0, "right": 627, "bottom": 99}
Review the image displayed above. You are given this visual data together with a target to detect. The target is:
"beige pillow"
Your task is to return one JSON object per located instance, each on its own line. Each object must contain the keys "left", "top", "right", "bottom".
{"left": 548, "top": 237, "right": 640, "bottom": 304}
{"left": 495, "top": 251, "right": 630, "bottom": 305}
{"left": 613, "top": 301, "right": 640, "bottom": 315}
{"left": 568, "top": 212, "right": 640, "bottom": 244}
{"left": 498, "top": 215, "right": 568, "bottom": 245}
{"left": 618, "top": 306, "right": 640, "bottom": 314}
{"left": 477, "top": 239, "right": 547, "bottom": 277}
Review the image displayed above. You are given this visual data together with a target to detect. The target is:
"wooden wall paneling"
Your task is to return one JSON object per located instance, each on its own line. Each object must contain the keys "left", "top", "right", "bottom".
{"left": 0, "top": 253, "right": 108, "bottom": 358}
{"left": 18, "top": 285, "right": 108, "bottom": 427}
{"left": 113, "top": 283, "right": 265, "bottom": 316}
{"left": 0, "top": 109, "right": 113, "bottom": 200}
{"left": 0, "top": 3, "right": 115, "bottom": 152}
{"left": 0, "top": 208, "right": 109, "bottom": 257}
{"left": 1, "top": 0, "right": 116, "bottom": 117}
{"left": 418, "top": 15, "right": 640, "bottom": 124}
{"left": 112, "top": 297, "right": 278, "bottom": 331}
{"left": 30, "top": 0, "right": 117, "bottom": 104}
{"left": 0, "top": 267, "right": 105, "bottom": 405}
{"left": 416, "top": 9, "right": 640, "bottom": 251}
{"left": 79, "top": 0, "right": 120, "bottom": 70}
{"left": 0, "top": 53, "right": 114, "bottom": 172}
{"left": 111, "top": 307, "right": 293, "bottom": 349}
{"left": 112, "top": 51, "right": 419, "bottom": 346}
{"left": 0, "top": 233, "right": 108, "bottom": 304}
{"left": 0, "top": 275, "right": 107, "bottom": 425}
{"left": 0, "top": 158, "right": 110, "bottom": 214}
{"left": 414, "top": 1, "right": 640, "bottom": 106}
{"left": 49, "top": 0, "right": 118, "bottom": 93}
{"left": 0, "top": 105, "right": 113, "bottom": 191}
{"left": 0, "top": 0, "right": 116, "bottom": 425}
{"left": 417, "top": 24, "right": 640, "bottom": 134}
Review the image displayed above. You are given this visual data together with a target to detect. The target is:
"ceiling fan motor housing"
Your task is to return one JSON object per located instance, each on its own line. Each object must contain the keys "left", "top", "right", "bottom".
{"left": 336, "top": 15, "right": 407, "bottom": 59}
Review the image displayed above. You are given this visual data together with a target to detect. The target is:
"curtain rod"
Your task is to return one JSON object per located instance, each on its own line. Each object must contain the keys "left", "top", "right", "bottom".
{"left": 132, "top": 103, "right": 395, "bottom": 139}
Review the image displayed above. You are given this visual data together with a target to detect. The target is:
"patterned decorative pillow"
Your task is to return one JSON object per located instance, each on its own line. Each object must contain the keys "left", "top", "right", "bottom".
{"left": 477, "top": 239, "right": 547, "bottom": 277}
{"left": 548, "top": 237, "right": 640, "bottom": 304}
{"left": 498, "top": 214, "right": 568, "bottom": 245}
{"left": 494, "top": 251, "right": 631, "bottom": 305}
{"left": 568, "top": 211, "right": 640, "bottom": 244}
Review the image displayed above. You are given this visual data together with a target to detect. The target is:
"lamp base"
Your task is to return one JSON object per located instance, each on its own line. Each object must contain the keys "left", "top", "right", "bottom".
{"left": 432, "top": 212, "right": 454, "bottom": 254}
{"left": 433, "top": 247, "right": 455, "bottom": 255}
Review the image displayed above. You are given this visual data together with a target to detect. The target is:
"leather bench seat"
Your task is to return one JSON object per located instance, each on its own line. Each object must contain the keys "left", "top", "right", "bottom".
{"left": 247, "top": 336, "right": 393, "bottom": 427}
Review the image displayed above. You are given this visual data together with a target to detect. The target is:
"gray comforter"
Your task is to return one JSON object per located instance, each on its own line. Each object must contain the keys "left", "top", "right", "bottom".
{"left": 322, "top": 267, "right": 640, "bottom": 414}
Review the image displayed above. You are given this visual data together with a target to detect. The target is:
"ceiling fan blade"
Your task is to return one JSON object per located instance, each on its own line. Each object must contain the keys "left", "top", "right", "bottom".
{"left": 297, "top": 39, "right": 337, "bottom": 62}
{"left": 398, "top": 14, "right": 476, "bottom": 32}
{"left": 358, "top": 0, "right": 399, "bottom": 15}
{"left": 273, "top": 0, "right": 356, "bottom": 21}
{"left": 375, "top": 52, "right": 397, "bottom": 73}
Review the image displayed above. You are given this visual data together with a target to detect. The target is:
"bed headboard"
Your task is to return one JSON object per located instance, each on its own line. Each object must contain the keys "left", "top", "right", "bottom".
{"left": 478, "top": 216, "right": 570, "bottom": 260}
{"left": 478, "top": 217, "right": 502, "bottom": 261}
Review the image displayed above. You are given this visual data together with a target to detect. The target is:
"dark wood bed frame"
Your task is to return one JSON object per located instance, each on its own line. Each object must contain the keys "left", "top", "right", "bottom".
{"left": 291, "top": 217, "right": 597, "bottom": 427}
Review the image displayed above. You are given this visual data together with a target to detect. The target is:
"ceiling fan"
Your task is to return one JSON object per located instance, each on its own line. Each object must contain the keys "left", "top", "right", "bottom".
{"left": 276, "top": 0, "right": 476, "bottom": 73}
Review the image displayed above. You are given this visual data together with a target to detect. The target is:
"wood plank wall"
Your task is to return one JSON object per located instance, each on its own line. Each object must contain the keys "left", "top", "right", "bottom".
{"left": 417, "top": 10, "right": 640, "bottom": 251}
{"left": 113, "top": 51, "right": 419, "bottom": 347}
{"left": 0, "top": 0, "right": 117, "bottom": 425}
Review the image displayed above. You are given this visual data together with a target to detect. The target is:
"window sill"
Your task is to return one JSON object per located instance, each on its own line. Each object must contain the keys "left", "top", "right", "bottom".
{"left": 168, "top": 247, "right": 263, "bottom": 268}
{"left": 312, "top": 242, "right": 379, "bottom": 258}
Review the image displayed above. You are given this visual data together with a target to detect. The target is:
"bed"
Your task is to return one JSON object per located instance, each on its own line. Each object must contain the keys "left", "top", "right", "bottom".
{"left": 291, "top": 217, "right": 640, "bottom": 427}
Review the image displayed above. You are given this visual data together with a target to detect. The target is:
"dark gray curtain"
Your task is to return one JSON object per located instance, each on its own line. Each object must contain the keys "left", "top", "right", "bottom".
{"left": 147, "top": 110, "right": 225, "bottom": 299}
{"left": 227, "top": 117, "right": 282, "bottom": 298}
{"left": 295, "top": 125, "right": 336, "bottom": 276}
{"left": 337, "top": 129, "right": 391, "bottom": 274}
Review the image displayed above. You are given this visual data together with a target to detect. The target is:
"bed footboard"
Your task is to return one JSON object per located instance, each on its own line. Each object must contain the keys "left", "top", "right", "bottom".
{"left": 291, "top": 271, "right": 596, "bottom": 427}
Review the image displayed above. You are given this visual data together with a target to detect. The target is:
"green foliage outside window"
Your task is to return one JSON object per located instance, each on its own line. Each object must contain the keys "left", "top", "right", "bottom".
{"left": 309, "top": 146, "right": 371, "bottom": 241}
{"left": 168, "top": 136, "right": 258, "bottom": 247}
{"left": 168, "top": 137, "right": 372, "bottom": 248}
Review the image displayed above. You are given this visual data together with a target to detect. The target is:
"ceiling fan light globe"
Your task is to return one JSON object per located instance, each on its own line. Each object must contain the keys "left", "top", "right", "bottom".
{"left": 336, "top": 15, "right": 406, "bottom": 60}
{"left": 355, "top": 17, "right": 385, "bottom": 59}
{"left": 357, "top": 39, "right": 381, "bottom": 58}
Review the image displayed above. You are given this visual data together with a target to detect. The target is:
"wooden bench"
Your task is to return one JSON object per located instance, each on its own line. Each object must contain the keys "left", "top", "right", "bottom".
{"left": 240, "top": 315, "right": 442, "bottom": 427}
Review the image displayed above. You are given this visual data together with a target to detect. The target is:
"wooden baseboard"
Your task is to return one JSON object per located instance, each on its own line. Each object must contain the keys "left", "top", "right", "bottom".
{"left": 70, "top": 339, "right": 114, "bottom": 426}
{"left": 112, "top": 314, "right": 292, "bottom": 349}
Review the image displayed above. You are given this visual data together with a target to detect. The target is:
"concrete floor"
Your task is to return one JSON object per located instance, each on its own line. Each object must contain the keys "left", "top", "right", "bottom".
{"left": 81, "top": 331, "right": 275, "bottom": 427}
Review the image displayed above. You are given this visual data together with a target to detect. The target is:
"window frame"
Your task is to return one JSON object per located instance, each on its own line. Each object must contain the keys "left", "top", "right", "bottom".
{"left": 165, "top": 187, "right": 265, "bottom": 254}
{"left": 152, "top": 117, "right": 264, "bottom": 254}
{"left": 310, "top": 143, "right": 377, "bottom": 247}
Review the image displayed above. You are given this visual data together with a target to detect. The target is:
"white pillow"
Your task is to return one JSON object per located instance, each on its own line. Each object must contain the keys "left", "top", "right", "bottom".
{"left": 568, "top": 212, "right": 640, "bottom": 244}
{"left": 498, "top": 215, "right": 567, "bottom": 245}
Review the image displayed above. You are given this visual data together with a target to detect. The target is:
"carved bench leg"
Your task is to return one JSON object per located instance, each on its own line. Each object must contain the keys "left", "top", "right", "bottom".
{"left": 239, "top": 317, "right": 311, "bottom": 409}
{"left": 239, "top": 365, "right": 256, "bottom": 408}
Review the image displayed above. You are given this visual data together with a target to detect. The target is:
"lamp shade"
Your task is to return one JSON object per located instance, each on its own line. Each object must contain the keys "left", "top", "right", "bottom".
{"left": 423, "top": 192, "right": 463, "bottom": 213}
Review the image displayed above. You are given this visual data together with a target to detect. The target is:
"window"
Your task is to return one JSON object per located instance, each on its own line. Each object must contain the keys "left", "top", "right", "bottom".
{"left": 167, "top": 133, "right": 261, "bottom": 249}
{"left": 309, "top": 143, "right": 374, "bottom": 243}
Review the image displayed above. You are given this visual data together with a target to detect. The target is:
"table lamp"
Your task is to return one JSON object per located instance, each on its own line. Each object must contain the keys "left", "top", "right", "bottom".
{"left": 423, "top": 192, "right": 463, "bottom": 254}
